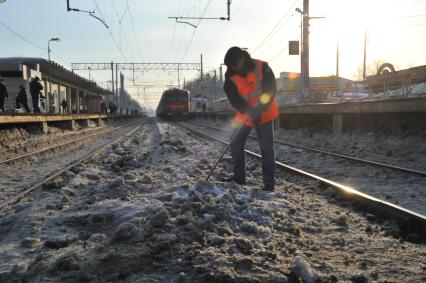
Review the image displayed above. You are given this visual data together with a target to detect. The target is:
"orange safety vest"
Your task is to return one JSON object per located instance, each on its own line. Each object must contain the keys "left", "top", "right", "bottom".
{"left": 230, "top": 59, "right": 278, "bottom": 127}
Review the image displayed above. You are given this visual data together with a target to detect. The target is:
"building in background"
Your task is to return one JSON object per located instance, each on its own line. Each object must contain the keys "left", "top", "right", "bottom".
{"left": 0, "top": 57, "right": 113, "bottom": 113}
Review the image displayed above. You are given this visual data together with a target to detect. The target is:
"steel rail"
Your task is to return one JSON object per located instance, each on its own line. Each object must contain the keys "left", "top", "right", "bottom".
{"left": 188, "top": 121, "right": 426, "bottom": 177}
{"left": 177, "top": 122, "right": 426, "bottom": 237}
{"left": 0, "top": 121, "right": 145, "bottom": 211}
{"left": 0, "top": 119, "right": 141, "bottom": 165}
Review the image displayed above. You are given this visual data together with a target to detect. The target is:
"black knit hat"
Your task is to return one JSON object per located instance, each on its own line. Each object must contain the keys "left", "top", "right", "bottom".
{"left": 224, "top": 46, "right": 244, "bottom": 67}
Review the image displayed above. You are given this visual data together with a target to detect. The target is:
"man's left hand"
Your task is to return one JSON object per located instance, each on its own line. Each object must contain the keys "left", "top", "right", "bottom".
{"left": 247, "top": 106, "right": 261, "bottom": 122}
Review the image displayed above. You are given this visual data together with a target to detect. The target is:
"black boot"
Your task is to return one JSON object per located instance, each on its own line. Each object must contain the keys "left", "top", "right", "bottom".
{"left": 263, "top": 183, "right": 274, "bottom": 192}
{"left": 224, "top": 176, "right": 246, "bottom": 185}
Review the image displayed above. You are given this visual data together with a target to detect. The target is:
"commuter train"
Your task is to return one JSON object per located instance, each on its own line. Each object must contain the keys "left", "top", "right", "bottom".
{"left": 156, "top": 88, "right": 191, "bottom": 119}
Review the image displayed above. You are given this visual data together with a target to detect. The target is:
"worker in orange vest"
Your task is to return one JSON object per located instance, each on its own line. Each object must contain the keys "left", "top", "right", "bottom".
{"left": 223, "top": 46, "right": 279, "bottom": 191}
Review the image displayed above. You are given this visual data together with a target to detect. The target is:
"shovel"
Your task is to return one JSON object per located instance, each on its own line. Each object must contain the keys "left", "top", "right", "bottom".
{"left": 205, "top": 116, "right": 250, "bottom": 181}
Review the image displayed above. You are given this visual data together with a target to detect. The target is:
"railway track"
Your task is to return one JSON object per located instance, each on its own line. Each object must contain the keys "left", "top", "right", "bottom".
{"left": 0, "top": 119, "right": 146, "bottom": 211}
{"left": 188, "top": 121, "right": 426, "bottom": 177}
{"left": 0, "top": 119, "right": 139, "bottom": 165}
{"left": 177, "top": 122, "right": 426, "bottom": 238}
{"left": 186, "top": 121, "right": 426, "bottom": 215}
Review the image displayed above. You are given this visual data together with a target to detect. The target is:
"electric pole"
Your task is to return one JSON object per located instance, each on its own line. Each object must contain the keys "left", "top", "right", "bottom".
{"left": 115, "top": 63, "right": 119, "bottom": 112}
{"left": 111, "top": 62, "right": 114, "bottom": 96}
{"left": 336, "top": 40, "right": 339, "bottom": 96}
{"left": 363, "top": 31, "right": 367, "bottom": 80}
{"left": 178, "top": 65, "right": 180, "bottom": 88}
{"left": 302, "top": 0, "right": 310, "bottom": 101}
{"left": 200, "top": 54, "right": 204, "bottom": 80}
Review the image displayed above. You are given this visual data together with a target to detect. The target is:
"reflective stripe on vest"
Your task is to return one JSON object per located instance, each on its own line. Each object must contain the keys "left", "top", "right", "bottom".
{"left": 231, "top": 59, "right": 263, "bottom": 106}
{"left": 231, "top": 61, "right": 263, "bottom": 104}
{"left": 230, "top": 59, "right": 279, "bottom": 126}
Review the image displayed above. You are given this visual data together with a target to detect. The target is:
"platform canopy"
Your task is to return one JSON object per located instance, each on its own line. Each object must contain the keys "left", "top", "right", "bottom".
{"left": 0, "top": 57, "right": 113, "bottom": 97}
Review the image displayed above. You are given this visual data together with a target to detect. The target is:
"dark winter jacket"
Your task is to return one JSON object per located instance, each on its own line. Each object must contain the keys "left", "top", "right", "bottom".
{"left": 16, "top": 89, "right": 27, "bottom": 102}
{"left": 0, "top": 83, "right": 8, "bottom": 100}
{"left": 223, "top": 54, "right": 277, "bottom": 114}
{"left": 30, "top": 80, "right": 43, "bottom": 97}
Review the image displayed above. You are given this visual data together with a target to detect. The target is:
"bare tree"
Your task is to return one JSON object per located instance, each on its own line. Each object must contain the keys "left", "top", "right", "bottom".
{"left": 368, "top": 59, "right": 387, "bottom": 76}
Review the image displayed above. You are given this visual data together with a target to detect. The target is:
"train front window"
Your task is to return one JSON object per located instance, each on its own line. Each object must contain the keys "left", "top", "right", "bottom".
{"left": 176, "top": 94, "right": 188, "bottom": 102}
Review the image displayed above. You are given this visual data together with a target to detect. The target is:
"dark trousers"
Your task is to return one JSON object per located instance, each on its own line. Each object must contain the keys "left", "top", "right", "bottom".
{"left": 16, "top": 99, "right": 30, "bottom": 112}
{"left": 0, "top": 98, "right": 4, "bottom": 111}
{"left": 230, "top": 120, "right": 275, "bottom": 185}
{"left": 31, "top": 95, "right": 40, "bottom": 113}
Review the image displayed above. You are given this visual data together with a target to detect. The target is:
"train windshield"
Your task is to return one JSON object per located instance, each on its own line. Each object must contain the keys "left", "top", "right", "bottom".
{"left": 176, "top": 94, "right": 188, "bottom": 102}
{"left": 165, "top": 90, "right": 188, "bottom": 103}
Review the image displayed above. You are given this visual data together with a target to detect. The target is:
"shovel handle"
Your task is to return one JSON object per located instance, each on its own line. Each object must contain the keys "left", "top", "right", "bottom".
{"left": 205, "top": 116, "right": 250, "bottom": 181}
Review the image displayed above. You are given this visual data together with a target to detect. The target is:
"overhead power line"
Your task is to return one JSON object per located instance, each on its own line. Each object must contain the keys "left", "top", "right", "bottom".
{"left": 0, "top": 18, "right": 69, "bottom": 66}
{"left": 175, "top": 0, "right": 193, "bottom": 61}
{"left": 203, "top": 0, "right": 246, "bottom": 54}
{"left": 180, "top": 0, "right": 213, "bottom": 61}
{"left": 92, "top": 0, "right": 128, "bottom": 62}
{"left": 0, "top": 19, "right": 46, "bottom": 50}
{"left": 252, "top": 0, "right": 298, "bottom": 54}
{"left": 269, "top": 32, "right": 301, "bottom": 62}
{"left": 66, "top": 0, "right": 109, "bottom": 28}
{"left": 110, "top": 0, "right": 135, "bottom": 62}
{"left": 167, "top": 0, "right": 184, "bottom": 61}
{"left": 126, "top": 0, "right": 145, "bottom": 62}
{"left": 168, "top": 0, "right": 232, "bottom": 25}
{"left": 398, "top": 13, "right": 426, "bottom": 19}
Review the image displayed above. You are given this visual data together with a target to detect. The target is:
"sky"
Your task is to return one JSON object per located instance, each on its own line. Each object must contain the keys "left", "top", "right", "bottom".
{"left": 0, "top": 0, "right": 425, "bottom": 109}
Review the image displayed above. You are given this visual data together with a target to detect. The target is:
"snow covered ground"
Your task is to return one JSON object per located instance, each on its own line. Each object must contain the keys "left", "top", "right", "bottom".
{"left": 0, "top": 118, "right": 424, "bottom": 282}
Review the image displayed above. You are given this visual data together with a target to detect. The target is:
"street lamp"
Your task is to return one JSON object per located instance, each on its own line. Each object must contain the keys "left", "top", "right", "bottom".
{"left": 48, "top": 37, "right": 60, "bottom": 113}
{"left": 48, "top": 38, "right": 60, "bottom": 62}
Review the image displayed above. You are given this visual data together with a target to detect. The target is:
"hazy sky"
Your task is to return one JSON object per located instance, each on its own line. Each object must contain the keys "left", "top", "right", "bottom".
{"left": 0, "top": 0, "right": 425, "bottom": 108}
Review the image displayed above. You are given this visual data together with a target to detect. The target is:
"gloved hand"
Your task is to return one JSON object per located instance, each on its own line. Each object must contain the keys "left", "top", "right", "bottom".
{"left": 247, "top": 106, "right": 261, "bottom": 122}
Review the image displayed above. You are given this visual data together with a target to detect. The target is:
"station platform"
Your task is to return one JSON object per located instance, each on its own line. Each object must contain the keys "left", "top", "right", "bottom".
{"left": 278, "top": 96, "right": 426, "bottom": 114}
{"left": 196, "top": 96, "right": 426, "bottom": 135}
{"left": 0, "top": 113, "right": 142, "bottom": 132}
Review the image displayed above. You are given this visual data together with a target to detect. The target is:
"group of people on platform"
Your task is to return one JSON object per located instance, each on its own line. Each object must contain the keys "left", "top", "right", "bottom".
{"left": 101, "top": 101, "right": 118, "bottom": 114}
{"left": 0, "top": 77, "right": 68, "bottom": 114}
{"left": 0, "top": 77, "right": 45, "bottom": 113}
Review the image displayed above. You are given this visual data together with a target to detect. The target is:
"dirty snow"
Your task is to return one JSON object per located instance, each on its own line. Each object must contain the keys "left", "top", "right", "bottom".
{"left": 0, "top": 118, "right": 424, "bottom": 282}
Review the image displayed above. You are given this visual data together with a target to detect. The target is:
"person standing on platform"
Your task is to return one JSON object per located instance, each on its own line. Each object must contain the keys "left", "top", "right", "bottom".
{"left": 110, "top": 103, "right": 113, "bottom": 114}
{"left": 61, "top": 98, "right": 68, "bottom": 114}
{"left": 101, "top": 101, "right": 106, "bottom": 114}
{"left": 30, "top": 77, "right": 43, "bottom": 113}
{"left": 16, "top": 85, "right": 30, "bottom": 113}
{"left": 223, "top": 46, "right": 279, "bottom": 192}
{"left": 0, "top": 79, "right": 8, "bottom": 112}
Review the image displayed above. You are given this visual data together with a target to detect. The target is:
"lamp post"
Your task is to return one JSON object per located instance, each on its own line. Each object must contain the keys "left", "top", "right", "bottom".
{"left": 48, "top": 37, "right": 60, "bottom": 113}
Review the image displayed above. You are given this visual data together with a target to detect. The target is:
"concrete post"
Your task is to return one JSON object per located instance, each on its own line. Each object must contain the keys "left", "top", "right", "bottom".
{"left": 332, "top": 114, "right": 343, "bottom": 135}
{"left": 68, "top": 120, "right": 77, "bottom": 131}
{"left": 77, "top": 119, "right": 89, "bottom": 128}
{"left": 40, "top": 121, "right": 49, "bottom": 133}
